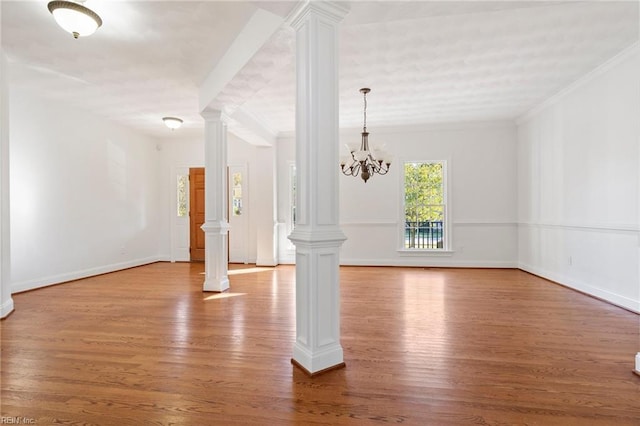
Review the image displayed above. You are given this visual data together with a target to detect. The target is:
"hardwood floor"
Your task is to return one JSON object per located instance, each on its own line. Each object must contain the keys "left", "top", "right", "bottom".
{"left": 1, "top": 263, "right": 639, "bottom": 425}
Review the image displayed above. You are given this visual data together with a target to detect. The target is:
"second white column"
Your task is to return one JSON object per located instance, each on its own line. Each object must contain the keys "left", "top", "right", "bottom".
{"left": 288, "top": 1, "right": 349, "bottom": 375}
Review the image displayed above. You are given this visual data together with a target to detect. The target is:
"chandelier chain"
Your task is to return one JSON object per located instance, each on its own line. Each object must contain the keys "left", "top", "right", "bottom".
{"left": 363, "top": 91, "right": 367, "bottom": 132}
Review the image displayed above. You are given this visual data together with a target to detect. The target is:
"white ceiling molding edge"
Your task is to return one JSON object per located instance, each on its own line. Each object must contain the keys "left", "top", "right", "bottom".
{"left": 517, "top": 41, "right": 640, "bottom": 125}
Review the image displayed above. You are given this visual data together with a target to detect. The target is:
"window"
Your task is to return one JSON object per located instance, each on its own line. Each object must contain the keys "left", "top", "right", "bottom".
{"left": 231, "top": 172, "right": 243, "bottom": 216}
{"left": 177, "top": 175, "right": 188, "bottom": 217}
{"left": 403, "top": 161, "right": 447, "bottom": 250}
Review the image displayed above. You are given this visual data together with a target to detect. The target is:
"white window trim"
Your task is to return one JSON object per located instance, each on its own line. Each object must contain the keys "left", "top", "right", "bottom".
{"left": 286, "top": 162, "right": 296, "bottom": 251}
{"left": 397, "top": 158, "right": 453, "bottom": 254}
{"left": 171, "top": 166, "right": 191, "bottom": 263}
{"left": 397, "top": 248, "right": 455, "bottom": 256}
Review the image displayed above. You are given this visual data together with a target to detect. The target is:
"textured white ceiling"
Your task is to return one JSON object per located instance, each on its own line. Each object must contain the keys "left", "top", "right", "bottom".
{"left": 2, "top": 1, "right": 639, "bottom": 140}
{"left": 241, "top": 1, "right": 640, "bottom": 133}
{"left": 1, "top": 0, "right": 287, "bottom": 138}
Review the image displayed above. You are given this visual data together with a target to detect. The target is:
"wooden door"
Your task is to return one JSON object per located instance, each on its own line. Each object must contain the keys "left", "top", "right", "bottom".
{"left": 189, "top": 168, "right": 205, "bottom": 262}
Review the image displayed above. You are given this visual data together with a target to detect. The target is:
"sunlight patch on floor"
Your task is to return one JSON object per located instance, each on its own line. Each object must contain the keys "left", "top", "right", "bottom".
{"left": 228, "top": 267, "right": 274, "bottom": 276}
{"left": 203, "top": 292, "right": 247, "bottom": 301}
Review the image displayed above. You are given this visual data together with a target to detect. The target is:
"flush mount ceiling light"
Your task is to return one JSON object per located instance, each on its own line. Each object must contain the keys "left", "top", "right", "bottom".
{"left": 47, "top": 0, "right": 103, "bottom": 39}
{"left": 163, "top": 117, "right": 183, "bottom": 130}
{"left": 340, "top": 88, "right": 391, "bottom": 183}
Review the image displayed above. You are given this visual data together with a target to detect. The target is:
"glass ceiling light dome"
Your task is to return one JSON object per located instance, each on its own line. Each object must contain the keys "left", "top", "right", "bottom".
{"left": 47, "top": 1, "right": 103, "bottom": 39}
{"left": 163, "top": 117, "right": 184, "bottom": 130}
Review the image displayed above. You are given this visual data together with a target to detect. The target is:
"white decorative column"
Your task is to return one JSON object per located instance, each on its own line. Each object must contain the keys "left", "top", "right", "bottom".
{"left": 201, "top": 109, "right": 230, "bottom": 292}
{"left": 288, "top": 1, "right": 349, "bottom": 376}
{"left": 0, "top": 50, "right": 14, "bottom": 318}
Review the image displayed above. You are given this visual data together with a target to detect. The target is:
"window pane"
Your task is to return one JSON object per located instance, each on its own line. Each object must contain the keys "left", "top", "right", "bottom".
{"left": 403, "top": 162, "right": 445, "bottom": 249}
{"left": 232, "top": 172, "right": 242, "bottom": 216}
{"left": 177, "top": 175, "right": 188, "bottom": 217}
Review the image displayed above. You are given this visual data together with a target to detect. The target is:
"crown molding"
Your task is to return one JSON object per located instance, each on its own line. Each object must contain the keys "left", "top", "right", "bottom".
{"left": 517, "top": 42, "right": 640, "bottom": 125}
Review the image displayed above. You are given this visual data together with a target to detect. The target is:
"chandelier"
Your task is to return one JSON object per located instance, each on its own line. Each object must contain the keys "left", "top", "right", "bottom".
{"left": 340, "top": 88, "right": 391, "bottom": 183}
{"left": 47, "top": 1, "right": 103, "bottom": 39}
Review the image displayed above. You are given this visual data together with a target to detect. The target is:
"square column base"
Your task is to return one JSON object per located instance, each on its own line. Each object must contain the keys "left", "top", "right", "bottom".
{"left": 203, "top": 277, "right": 229, "bottom": 293}
{"left": 291, "top": 358, "right": 345, "bottom": 377}
{"left": 292, "top": 342, "right": 345, "bottom": 376}
{"left": 201, "top": 220, "right": 230, "bottom": 293}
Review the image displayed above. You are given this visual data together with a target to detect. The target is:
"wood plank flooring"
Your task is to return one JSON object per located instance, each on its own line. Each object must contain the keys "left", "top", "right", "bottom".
{"left": 1, "top": 263, "right": 639, "bottom": 425}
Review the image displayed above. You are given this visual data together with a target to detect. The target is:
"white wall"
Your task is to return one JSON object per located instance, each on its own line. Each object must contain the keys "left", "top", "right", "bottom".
{"left": 228, "top": 135, "right": 255, "bottom": 263}
{"left": 252, "top": 144, "right": 278, "bottom": 266}
{"left": 277, "top": 121, "right": 519, "bottom": 267}
{"left": 1, "top": 50, "right": 14, "bottom": 317}
{"left": 276, "top": 135, "right": 296, "bottom": 263}
{"left": 517, "top": 45, "right": 640, "bottom": 313}
{"left": 10, "top": 90, "right": 163, "bottom": 292}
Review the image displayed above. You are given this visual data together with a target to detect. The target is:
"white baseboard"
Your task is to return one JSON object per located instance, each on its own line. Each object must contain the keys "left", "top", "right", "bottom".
{"left": 339, "top": 258, "right": 518, "bottom": 268}
{"left": 256, "top": 258, "right": 278, "bottom": 267}
{"left": 1, "top": 297, "right": 14, "bottom": 318}
{"left": 278, "top": 254, "right": 295, "bottom": 264}
{"left": 518, "top": 262, "right": 640, "bottom": 314}
{"left": 11, "top": 256, "right": 162, "bottom": 294}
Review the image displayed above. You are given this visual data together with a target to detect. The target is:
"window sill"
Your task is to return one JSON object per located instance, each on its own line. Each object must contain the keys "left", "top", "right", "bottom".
{"left": 397, "top": 249, "right": 455, "bottom": 257}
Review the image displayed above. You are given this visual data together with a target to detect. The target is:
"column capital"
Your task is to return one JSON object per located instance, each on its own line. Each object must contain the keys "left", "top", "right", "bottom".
{"left": 287, "top": 1, "right": 350, "bottom": 29}
{"left": 200, "top": 108, "right": 230, "bottom": 123}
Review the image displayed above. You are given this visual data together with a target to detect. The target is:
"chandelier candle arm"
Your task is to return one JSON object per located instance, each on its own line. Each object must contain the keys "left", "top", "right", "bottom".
{"left": 340, "top": 88, "right": 391, "bottom": 183}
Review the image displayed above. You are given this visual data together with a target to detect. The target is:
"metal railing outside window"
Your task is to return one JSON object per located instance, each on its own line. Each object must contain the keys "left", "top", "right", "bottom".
{"left": 404, "top": 220, "right": 444, "bottom": 249}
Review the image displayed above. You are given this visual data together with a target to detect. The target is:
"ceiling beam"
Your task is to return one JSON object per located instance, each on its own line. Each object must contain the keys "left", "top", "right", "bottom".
{"left": 198, "top": 8, "right": 283, "bottom": 113}
{"left": 227, "top": 107, "right": 277, "bottom": 147}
